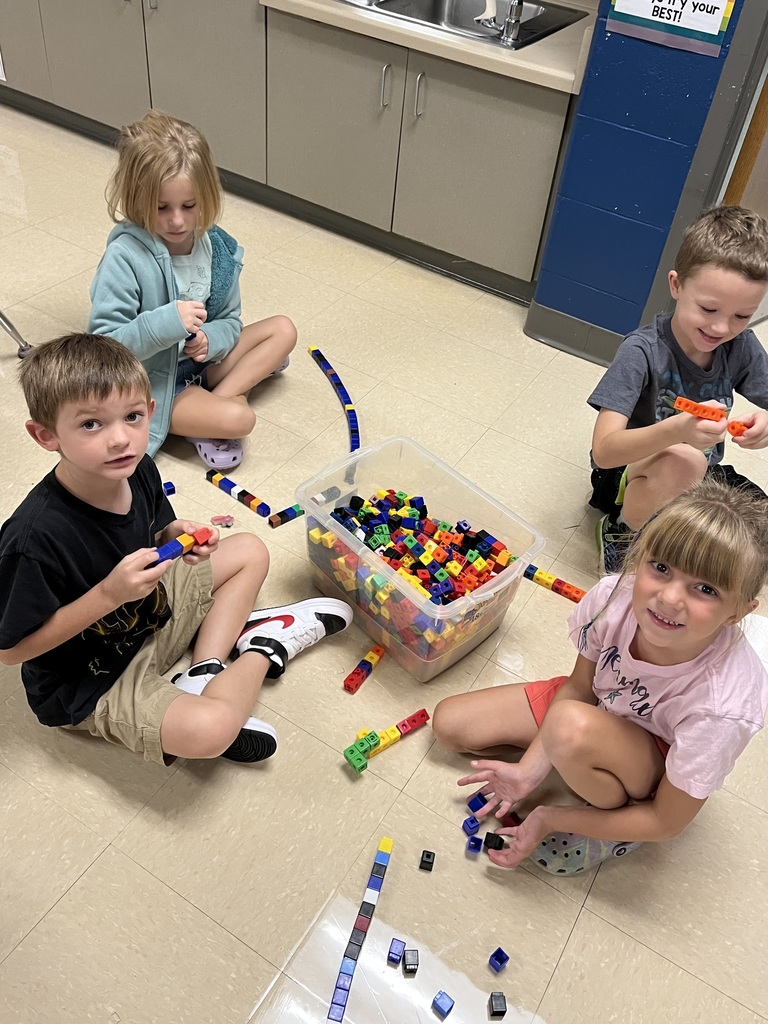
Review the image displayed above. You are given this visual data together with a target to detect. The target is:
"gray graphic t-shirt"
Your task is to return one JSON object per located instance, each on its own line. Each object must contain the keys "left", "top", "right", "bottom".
{"left": 588, "top": 313, "right": 768, "bottom": 466}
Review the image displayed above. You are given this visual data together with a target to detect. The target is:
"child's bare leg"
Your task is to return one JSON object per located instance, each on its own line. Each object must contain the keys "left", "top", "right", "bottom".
{"left": 206, "top": 315, "right": 297, "bottom": 396}
{"left": 432, "top": 684, "right": 539, "bottom": 756}
{"left": 159, "top": 533, "right": 270, "bottom": 759}
{"left": 169, "top": 386, "right": 257, "bottom": 440}
{"left": 622, "top": 444, "right": 707, "bottom": 529}
{"left": 540, "top": 700, "right": 666, "bottom": 807}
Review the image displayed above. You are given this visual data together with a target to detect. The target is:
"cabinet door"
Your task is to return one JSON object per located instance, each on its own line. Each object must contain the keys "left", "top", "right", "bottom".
{"left": 394, "top": 54, "right": 568, "bottom": 281}
{"left": 145, "top": 0, "right": 266, "bottom": 181}
{"left": 38, "top": 0, "right": 150, "bottom": 128}
{"left": 267, "top": 12, "right": 406, "bottom": 230}
{"left": 0, "top": 0, "right": 51, "bottom": 100}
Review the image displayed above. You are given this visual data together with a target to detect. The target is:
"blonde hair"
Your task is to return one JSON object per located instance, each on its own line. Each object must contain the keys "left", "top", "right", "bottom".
{"left": 674, "top": 205, "right": 768, "bottom": 285}
{"left": 20, "top": 334, "right": 152, "bottom": 430}
{"left": 106, "top": 109, "right": 222, "bottom": 234}
{"left": 624, "top": 478, "right": 768, "bottom": 612}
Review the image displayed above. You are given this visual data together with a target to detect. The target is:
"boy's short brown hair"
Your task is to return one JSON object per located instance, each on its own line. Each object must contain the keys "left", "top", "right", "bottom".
{"left": 19, "top": 333, "right": 152, "bottom": 430}
{"left": 675, "top": 205, "right": 768, "bottom": 284}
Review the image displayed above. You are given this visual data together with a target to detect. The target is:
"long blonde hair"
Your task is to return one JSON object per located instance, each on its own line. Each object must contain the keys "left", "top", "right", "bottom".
{"left": 106, "top": 109, "right": 222, "bottom": 234}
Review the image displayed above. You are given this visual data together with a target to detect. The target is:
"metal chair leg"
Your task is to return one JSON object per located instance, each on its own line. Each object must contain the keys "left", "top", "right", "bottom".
{"left": 0, "top": 309, "right": 34, "bottom": 357}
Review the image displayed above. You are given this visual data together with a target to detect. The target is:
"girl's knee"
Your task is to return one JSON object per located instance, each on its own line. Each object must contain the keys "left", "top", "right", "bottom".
{"left": 221, "top": 399, "right": 256, "bottom": 436}
{"left": 274, "top": 315, "right": 297, "bottom": 350}
{"left": 540, "top": 700, "right": 594, "bottom": 758}
{"left": 175, "top": 701, "right": 243, "bottom": 759}
{"left": 432, "top": 696, "right": 468, "bottom": 751}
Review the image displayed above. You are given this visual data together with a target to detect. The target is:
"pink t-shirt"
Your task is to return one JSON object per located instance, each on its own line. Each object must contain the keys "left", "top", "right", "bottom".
{"left": 568, "top": 575, "right": 768, "bottom": 799}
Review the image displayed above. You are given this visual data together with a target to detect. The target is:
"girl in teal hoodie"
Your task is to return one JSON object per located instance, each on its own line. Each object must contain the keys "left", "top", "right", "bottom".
{"left": 88, "top": 110, "right": 296, "bottom": 469}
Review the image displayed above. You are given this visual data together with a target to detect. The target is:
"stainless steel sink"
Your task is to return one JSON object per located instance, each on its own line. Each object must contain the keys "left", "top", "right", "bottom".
{"left": 334, "top": 0, "right": 586, "bottom": 49}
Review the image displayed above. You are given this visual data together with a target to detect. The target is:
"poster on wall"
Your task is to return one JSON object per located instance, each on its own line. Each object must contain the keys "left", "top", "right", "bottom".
{"left": 607, "top": 0, "right": 734, "bottom": 56}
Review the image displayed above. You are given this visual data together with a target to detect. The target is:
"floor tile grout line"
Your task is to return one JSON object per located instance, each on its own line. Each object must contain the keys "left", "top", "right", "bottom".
{"left": 570, "top": 903, "right": 768, "bottom": 1019}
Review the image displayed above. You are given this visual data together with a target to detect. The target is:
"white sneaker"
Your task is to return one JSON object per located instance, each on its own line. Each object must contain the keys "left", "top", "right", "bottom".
{"left": 236, "top": 598, "right": 353, "bottom": 678}
{"left": 172, "top": 659, "right": 278, "bottom": 763}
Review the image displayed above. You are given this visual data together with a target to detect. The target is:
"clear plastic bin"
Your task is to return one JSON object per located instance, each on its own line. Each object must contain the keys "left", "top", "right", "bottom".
{"left": 295, "top": 437, "right": 544, "bottom": 681}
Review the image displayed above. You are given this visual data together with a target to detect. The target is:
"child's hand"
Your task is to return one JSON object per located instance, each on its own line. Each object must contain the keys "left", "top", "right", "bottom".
{"left": 183, "top": 330, "right": 209, "bottom": 363}
{"left": 730, "top": 410, "right": 768, "bottom": 449}
{"left": 486, "top": 811, "right": 549, "bottom": 870}
{"left": 157, "top": 520, "right": 219, "bottom": 564}
{"left": 180, "top": 520, "right": 219, "bottom": 564}
{"left": 457, "top": 759, "right": 535, "bottom": 820}
{"left": 675, "top": 401, "right": 728, "bottom": 451}
{"left": 99, "top": 549, "right": 170, "bottom": 606}
{"left": 177, "top": 300, "right": 207, "bottom": 334}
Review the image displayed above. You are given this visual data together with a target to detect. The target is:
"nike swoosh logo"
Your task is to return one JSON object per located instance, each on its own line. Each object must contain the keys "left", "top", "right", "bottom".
{"left": 246, "top": 614, "right": 295, "bottom": 630}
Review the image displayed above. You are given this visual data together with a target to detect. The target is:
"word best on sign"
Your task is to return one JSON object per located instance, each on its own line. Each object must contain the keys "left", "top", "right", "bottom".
{"left": 612, "top": 0, "right": 727, "bottom": 34}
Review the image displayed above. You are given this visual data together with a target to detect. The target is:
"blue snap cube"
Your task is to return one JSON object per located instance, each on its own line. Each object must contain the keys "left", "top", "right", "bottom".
{"left": 466, "top": 835, "right": 483, "bottom": 854}
{"left": 387, "top": 938, "right": 406, "bottom": 965}
{"left": 489, "top": 946, "right": 510, "bottom": 973}
{"left": 462, "top": 815, "right": 480, "bottom": 836}
{"left": 432, "top": 990, "right": 455, "bottom": 1018}
{"left": 467, "top": 792, "right": 488, "bottom": 814}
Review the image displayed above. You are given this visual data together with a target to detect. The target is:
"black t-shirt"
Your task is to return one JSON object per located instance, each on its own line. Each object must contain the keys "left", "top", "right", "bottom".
{"left": 0, "top": 456, "right": 175, "bottom": 726}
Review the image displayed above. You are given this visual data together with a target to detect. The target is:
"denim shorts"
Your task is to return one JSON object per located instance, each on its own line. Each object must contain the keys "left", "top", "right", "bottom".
{"left": 174, "top": 356, "right": 213, "bottom": 397}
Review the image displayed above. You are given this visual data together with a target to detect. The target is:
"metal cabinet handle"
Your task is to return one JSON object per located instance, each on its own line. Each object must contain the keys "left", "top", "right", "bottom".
{"left": 414, "top": 72, "right": 425, "bottom": 117}
{"left": 380, "top": 64, "right": 391, "bottom": 109}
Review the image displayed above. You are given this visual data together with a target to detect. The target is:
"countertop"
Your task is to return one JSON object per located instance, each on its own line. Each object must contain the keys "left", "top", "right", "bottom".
{"left": 260, "top": 0, "right": 595, "bottom": 94}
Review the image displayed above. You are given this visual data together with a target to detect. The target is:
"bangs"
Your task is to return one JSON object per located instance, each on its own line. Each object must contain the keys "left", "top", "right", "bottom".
{"left": 633, "top": 513, "right": 746, "bottom": 595}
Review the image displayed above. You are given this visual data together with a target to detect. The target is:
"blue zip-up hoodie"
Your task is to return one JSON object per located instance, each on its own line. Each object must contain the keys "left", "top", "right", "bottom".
{"left": 87, "top": 221, "right": 244, "bottom": 456}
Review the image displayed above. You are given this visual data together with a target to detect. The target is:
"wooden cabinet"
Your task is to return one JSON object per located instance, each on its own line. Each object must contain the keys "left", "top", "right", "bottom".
{"left": 265, "top": 14, "right": 569, "bottom": 280}
{"left": 0, "top": 0, "right": 52, "bottom": 101}
{"left": 395, "top": 53, "right": 568, "bottom": 280}
{"left": 267, "top": 12, "right": 407, "bottom": 230}
{"left": 37, "top": 0, "right": 150, "bottom": 127}
{"left": 144, "top": 0, "right": 267, "bottom": 181}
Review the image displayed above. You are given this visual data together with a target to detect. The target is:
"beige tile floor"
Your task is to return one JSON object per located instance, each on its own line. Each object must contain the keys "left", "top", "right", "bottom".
{"left": 0, "top": 104, "right": 767, "bottom": 1024}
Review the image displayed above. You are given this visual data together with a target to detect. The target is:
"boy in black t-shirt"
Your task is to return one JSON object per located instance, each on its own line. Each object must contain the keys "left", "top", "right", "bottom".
{"left": 0, "top": 334, "right": 351, "bottom": 765}
{"left": 588, "top": 206, "right": 768, "bottom": 575}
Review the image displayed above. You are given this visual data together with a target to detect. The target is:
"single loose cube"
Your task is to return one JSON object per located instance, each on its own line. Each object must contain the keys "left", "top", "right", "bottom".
{"left": 462, "top": 815, "right": 480, "bottom": 836}
{"left": 162, "top": 481, "right": 175, "bottom": 495}
{"left": 403, "top": 949, "right": 419, "bottom": 974}
{"left": 488, "top": 991, "right": 508, "bottom": 1018}
{"left": 489, "top": 947, "right": 509, "bottom": 973}
{"left": 419, "top": 850, "right": 435, "bottom": 871}
{"left": 387, "top": 938, "right": 406, "bottom": 965}
{"left": 467, "top": 793, "right": 487, "bottom": 814}
{"left": 484, "top": 832, "right": 505, "bottom": 851}
{"left": 432, "top": 990, "right": 455, "bottom": 1018}
{"left": 466, "top": 835, "right": 482, "bottom": 854}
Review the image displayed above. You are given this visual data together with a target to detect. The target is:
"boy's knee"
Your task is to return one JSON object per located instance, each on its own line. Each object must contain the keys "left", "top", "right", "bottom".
{"left": 234, "top": 531, "right": 269, "bottom": 569}
{"left": 654, "top": 444, "right": 707, "bottom": 482}
{"left": 188, "top": 701, "right": 244, "bottom": 759}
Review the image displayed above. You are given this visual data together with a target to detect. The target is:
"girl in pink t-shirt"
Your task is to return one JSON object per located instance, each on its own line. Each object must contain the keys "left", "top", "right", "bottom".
{"left": 433, "top": 478, "right": 768, "bottom": 875}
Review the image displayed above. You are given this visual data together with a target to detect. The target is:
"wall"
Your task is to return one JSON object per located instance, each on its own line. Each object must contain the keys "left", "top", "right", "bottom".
{"left": 526, "top": 0, "right": 749, "bottom": 361}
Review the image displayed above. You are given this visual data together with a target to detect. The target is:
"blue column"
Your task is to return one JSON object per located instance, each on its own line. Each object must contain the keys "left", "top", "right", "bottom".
{"left": 533, "top": 0, "right": 745, "bottom": 336}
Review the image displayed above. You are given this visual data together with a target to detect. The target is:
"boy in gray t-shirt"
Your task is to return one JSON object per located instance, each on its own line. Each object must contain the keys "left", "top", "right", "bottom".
{"left": 588, "top": 206, "right": 768, "bottom": 574}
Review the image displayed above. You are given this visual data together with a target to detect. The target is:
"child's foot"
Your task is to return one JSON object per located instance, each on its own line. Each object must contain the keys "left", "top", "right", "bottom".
{"left": 186, "top": 436, "right": 243, "bottom": 469}
{"left": 596, "top": 514, "right": 634, "bottom": 575}
{"left": 271, "top": 355, "right": 290, "bottom": 375}
{"left": 530, "top": 831, "right": 642, "bottom": 875}
{"left": 236, "top": 598, "right": 353, "bottom": 678}
{"left": 172, "top": 659, "right": 278, "bottom": 763}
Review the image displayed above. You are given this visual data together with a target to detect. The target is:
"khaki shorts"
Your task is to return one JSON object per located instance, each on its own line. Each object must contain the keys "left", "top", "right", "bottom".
{"left": 65, "top": 558, "right": 214, "bottom": 765}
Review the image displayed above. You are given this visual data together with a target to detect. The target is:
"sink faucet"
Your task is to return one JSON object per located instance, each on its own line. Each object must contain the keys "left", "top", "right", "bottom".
{"left": 499, "top": 0, "right": 524, "bottom": 46}
{"left": 478, "top": 0, "right": 525, "bottom": 47}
